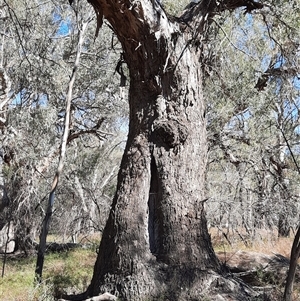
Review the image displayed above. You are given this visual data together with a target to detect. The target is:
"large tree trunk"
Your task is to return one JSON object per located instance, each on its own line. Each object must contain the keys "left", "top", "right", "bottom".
{"left": 85, "top": 4, "right": 219, "bottom": 300}
{"left": 73, "top": 1, "right": 264, "bottom": 300}
{"left": 89, "top": 64, "right": 219, "bottom": 299}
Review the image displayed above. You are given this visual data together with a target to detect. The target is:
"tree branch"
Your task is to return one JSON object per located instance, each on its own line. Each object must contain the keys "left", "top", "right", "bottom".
{"left": 218, "top": 0, "right": 263, "bottom": 13}
{"left": 87, "top": 0, "right": 166, "bottom": 41}
{"left": 180, "top": 0, "right": 263, "bottom": 26}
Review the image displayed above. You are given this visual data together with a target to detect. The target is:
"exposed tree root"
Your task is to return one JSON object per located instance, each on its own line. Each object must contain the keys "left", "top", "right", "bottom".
{"left": 58, "top": 270, "right": 262, "bottom": 301}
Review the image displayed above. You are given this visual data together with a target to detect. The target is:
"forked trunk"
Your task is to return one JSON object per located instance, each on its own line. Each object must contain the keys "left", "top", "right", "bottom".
{"left": 63, "top": 0, "right": 266, "bottom": 300}
{"left": 86, "top": 7, "right": 220, "bottom": 299}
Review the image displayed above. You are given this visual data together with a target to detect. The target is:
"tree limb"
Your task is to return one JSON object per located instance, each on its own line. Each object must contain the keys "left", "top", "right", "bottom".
{"left": 180, "top": 0, "right": 263, "bottom": 25}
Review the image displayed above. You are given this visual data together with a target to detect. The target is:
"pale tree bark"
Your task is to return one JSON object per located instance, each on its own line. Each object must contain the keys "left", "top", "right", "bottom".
{"left": 67, "top": 0, "right": 264, "bottom": 300}
{"left": 35, "top": 17, "right": 92, "bottom": 282}
{"left": 0, "top": 64, "right": 11, "bottom": 211}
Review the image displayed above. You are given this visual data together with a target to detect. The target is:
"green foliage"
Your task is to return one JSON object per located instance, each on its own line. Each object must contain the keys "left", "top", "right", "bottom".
{"left": 163, "top": 0, "right": 190, "bottom": 16}
{"left": 0, "top": 0, "right": 126, "bottom": 252}
{"left": 204, "top": 3, "right": 300, "bottom": 234}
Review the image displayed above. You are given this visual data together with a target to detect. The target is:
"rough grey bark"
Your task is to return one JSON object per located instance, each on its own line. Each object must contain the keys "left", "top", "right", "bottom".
{"left": 280, "top": 128, "right": 300, "bottom": 301}
{"left": 69, "top": 1, "right": 265, "bottom": 300}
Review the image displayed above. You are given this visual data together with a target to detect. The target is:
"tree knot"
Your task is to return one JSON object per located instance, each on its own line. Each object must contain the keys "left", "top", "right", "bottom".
{"left": 151, "top": 119, "right": 188, "bottom": 149}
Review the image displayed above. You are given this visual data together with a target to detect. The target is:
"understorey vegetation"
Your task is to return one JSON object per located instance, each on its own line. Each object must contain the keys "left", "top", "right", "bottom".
{"left": 1, "top": 232, "right": 299, "bottom": 300}
{"left": 0, "top": 0, "right": 299, "bottom": 300}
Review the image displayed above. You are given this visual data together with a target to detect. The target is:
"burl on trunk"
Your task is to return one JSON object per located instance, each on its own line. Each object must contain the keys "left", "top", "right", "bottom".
{"left": 77, "top": 0, "right": 263, "bottom": 300}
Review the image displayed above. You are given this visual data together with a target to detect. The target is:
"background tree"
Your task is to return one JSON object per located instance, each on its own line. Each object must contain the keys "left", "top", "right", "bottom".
{"left": 205, "top": 2, "right": 300, "bottom": 240}
{"left": 0, "top": 0, "right": 126, "bottom": 255}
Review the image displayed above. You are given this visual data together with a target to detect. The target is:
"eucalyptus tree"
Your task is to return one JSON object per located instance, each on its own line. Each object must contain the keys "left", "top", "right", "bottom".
{"left": 0, "top": 0, "right": 125, "bottom": 254}
{"left": 205, "top": 2, "right": 300, "bottom": 238}
{"left": 58, "top": 0, "right": 299, "bottom": 300}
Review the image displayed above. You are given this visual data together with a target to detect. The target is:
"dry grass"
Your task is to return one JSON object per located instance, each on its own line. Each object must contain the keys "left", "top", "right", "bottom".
{"left": 210, "top": 227, "right": 295, "bottom": 258}
{"left": 0, "top": 230, "right": 299, "bottom": 300}
{"left": 210, "top": 227, "right": 300, "bottom": 301}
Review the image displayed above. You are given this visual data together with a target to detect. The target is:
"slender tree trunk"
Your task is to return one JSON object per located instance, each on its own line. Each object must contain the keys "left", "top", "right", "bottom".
{"left": 35, "top": 18, "right": 90, "bottom": 282}
{"left": 1, "top": 220, "right": 10, "bottom": 277}
{"left": 283, "top": 225, "right": 300, "bottom": 301}
{"left": 280, "top": 125, "right": 300, "bottom": 301}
